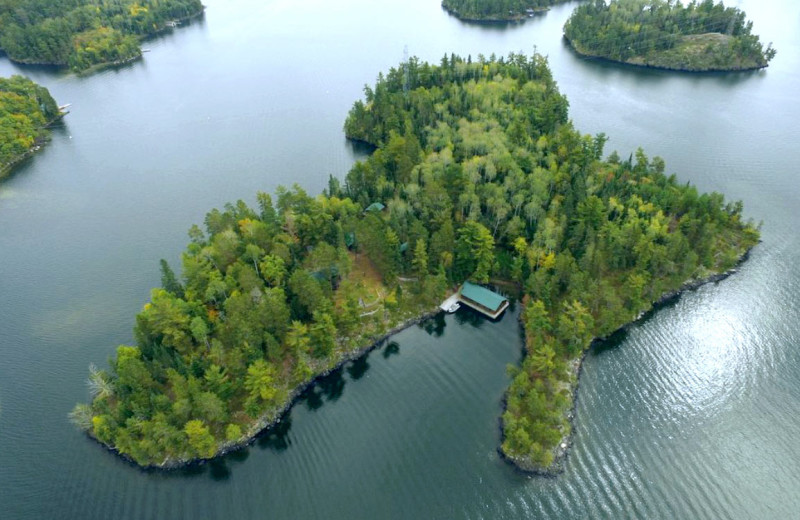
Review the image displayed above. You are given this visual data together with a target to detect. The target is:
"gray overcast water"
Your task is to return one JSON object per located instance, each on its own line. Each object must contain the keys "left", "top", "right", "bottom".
{"left": 1, "top": 0, "right": 798, "bottom": 518}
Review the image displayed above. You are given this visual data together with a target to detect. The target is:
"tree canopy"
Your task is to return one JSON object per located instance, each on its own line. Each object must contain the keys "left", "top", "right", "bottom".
{"left": 0, "top": 75, "right": 60, "bottom": 178}
{"left": 342, "top": 52, "right": 758, "bottom": 468}
{"left": 74, "top": 53, "right": 758, "bottom": 470}
{"left": 0, "top": 0, "right": 204, "bottom": 72}
{"left": 564, "top": 0, "right": 776, "bottom": 71}
{"left": 442, "top": 0, "right": 569, "bottom": 21}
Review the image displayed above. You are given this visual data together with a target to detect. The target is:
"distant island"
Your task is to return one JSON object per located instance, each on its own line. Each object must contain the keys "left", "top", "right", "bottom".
{"left": 0, "top": 76, "right": 63, "bottom": 180}
{"left": 72, "top": 54, "right": 758, "bottom": 471}
{"left": 442, "top": 0, "right": 569, "bottom": 22}
{"left": 564, "top": 0, "right": 776, "bottom": 72}
{"left": 0, "top": 0, "right": 204, "bottom": 73}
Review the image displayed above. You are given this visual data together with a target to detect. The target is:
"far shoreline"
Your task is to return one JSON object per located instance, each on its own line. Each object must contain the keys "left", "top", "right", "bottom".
{"left": 563, "top": 35, "right": 769, "bottom": 74}
{"left": 441, "top": 4, "right": 549, "bottom": 24}
{"left": 0, "top": 111, "right": 67, "bottom": 181}
{"left": 1, "top": 7, "right": 206, "bottom": 75}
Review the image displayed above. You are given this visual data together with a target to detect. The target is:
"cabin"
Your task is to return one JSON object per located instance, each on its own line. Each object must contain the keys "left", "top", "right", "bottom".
{"left": 364, "top": 202, "right": 385, "bottom": 213}
{"left": 458, "top": 281, "right": 509, "bottom": 319}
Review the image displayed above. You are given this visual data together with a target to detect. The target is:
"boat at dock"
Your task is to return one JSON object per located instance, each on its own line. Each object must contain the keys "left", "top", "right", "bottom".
{"left": 439, "top": 294, "right": 461, "bottom": 313}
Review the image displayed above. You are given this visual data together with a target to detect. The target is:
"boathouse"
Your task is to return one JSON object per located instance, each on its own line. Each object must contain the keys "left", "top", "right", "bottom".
{"left": 458, "top": 282, "right": 509, "bottom": 319}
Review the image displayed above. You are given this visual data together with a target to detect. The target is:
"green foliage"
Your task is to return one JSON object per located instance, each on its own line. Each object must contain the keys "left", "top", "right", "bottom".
{"left": 76, "top": 185, "right": 447, "bottom": 465}
{"left": 244, "top": 359, "right": 279, "bottom": 415}
{"left": 455, "top": 221, "right": 495, "bottom": 283}
{"left": 160, "top": 259, "right": 184, "bottom": 298}
{"left": 342, "top": 52, "right": 758, "bottom": 469}
{"left": 0, "top": 0, "right": 204, "bottom": 71}
{"left": 76, "top": 53, "right": 758, "bottom": 468}
{"left": 309, "top": 312, "right": 336, "bottom": 358}
{"left": 412, "top": 238, "right": 429, "bottom": 279}
{"left": 69, "top": 26, "right": 140, "bottom": 71}
{"left": 0, "top": 75, "right": 60, "bottom": 177}
{"left": 225, "top": 423, "right": 242, "bottom": 442}
{"left": 564, "top": 0, "right": 776, "bottom": 71}
{"left": 184, "top": 420, "right": 216, "bottom": 459}
{"left": 442, "top": 0, "right": 568, "bottom": 20}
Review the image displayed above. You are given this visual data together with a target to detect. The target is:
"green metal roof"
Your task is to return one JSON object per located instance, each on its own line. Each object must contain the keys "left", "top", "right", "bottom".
{"left": 460, "top": 282, "right": 507, "bottom": 311}
{"left": 365, "top": 202, "right": 385, "bottom": 212}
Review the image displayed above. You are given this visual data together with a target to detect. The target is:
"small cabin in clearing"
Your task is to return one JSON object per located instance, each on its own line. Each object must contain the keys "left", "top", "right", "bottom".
{"left": 458, "top": 282, "right": 509, "bottom": 320}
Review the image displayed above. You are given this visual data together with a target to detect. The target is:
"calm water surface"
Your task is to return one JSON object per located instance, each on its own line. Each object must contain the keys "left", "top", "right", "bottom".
{"left": 1, "top": 0, "right": 799, "bottom": 518}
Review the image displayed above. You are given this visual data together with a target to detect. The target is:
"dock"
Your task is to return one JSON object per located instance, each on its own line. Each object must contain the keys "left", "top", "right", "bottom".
{"left": 439, "top": 293, "right": 460, "bottom": 313}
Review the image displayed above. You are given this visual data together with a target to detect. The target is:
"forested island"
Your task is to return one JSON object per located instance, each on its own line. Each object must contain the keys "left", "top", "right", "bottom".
{"left": 564, "top": 0, "right": 776, "bottom": 72}
{"left": 0, "top": 75, "right": 62, "bottom": 179}
{"left": 72, "top": 54, "right": 758, "bottom": 471}
{"left": 0, "top": 0, "right": 204, "bottom": 72}
{"left": 442, "top": 0, "right": 569, "bottom": 22}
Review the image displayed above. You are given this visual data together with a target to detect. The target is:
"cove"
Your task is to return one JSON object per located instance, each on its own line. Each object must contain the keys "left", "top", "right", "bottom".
{"left": 0, "top": 0, "right": 799, "bottom": 518}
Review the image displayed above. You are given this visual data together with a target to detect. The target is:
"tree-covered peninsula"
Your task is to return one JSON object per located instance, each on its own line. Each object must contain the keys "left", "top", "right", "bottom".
{"left": 442, "top": 0, "right": 570, "bottom": 22}
{"left": 0, "top": 75, "right": 62, "bottom": 179}
{"left": 564, "top": 0, "right": 776, "bottom": 72}
{"left": 72, "top": 54, "right": 758, "bottom": 470}
{"left": 0, "top": 0, "right": 204, "bottom": 72}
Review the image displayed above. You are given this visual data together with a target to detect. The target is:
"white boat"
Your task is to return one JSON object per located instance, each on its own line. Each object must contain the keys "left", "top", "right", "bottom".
{"left": 439, "top": 294, "right": 460, "bottom": 313}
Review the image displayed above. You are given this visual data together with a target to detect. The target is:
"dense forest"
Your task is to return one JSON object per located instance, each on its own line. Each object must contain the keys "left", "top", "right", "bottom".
{"left": 73, "top": 54, "right": 758, "bottom": 469}
{"left": 442, "top": 0, "right": 569, "bottom": 21}
{"left": 564, "top": 0, "right": 776, "bottom": 71}
{"left": 0, "top": 0, "right": 204, "bottom": 72}
{"left": 0, "top": 75, "right": 60, "bottom": 178}
{"left": 70, "top": 189, "right": 449, "bottom": 466}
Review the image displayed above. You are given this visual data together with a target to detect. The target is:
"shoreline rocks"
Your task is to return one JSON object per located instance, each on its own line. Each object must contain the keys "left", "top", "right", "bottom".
{"left": 499, "top": 245, "right": 756, "bottom": 476}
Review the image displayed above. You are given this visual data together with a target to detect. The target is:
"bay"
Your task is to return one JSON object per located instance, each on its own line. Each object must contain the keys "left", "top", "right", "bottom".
{"left": 1, "top": 0, "right": 798, "bottom": 518}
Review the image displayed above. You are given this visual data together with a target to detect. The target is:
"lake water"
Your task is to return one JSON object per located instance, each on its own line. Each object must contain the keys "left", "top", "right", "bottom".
{"left": 1, "top": 0, "right": 799, "bottom": 518}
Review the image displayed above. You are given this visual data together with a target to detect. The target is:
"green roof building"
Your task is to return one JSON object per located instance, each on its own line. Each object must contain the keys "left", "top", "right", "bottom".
{"left": 458, "top": 282, "right": 509, "bottom": 319}
{"left": 364, "top": 202, "right": 385, "bottom": 213}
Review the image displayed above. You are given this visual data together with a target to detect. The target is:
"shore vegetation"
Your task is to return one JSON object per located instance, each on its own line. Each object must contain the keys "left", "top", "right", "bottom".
{"left": 442, "top": 0, "right": 569, "bottom": 21}
{"left": 564, "top": 0, "right": 776, "bottom": 71}
{"left": 0, "top": 75, "right": 61, "bottom": 179}
{"left": 0, "top": 0, "right": 204, "bottom": 72}
{"left": 73, "top": 53, "right": 758, "bottom": 470}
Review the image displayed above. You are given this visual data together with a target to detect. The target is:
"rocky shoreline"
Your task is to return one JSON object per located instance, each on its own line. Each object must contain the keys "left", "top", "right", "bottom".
{"left": 498, "top": 245, "right": 756, "bottom": 477}
{"left": 441, "top": 5, "right": 549, "bottom": 23}
{"left": 87, "top": 305, "right": 443, "bottom": 470}
{"left": 0, "top": 111, "right": 67, "bottom": 181}
{"left": 85, "top": 244, "right": 755, "bottom": 472}
{"left": 2, "top": 7, "right": 205, "bottom": 73}
{"left": 75, "top": 8, "right": 206, "bottom": 75}
{"left": 563, "top": 35, "right": 768, "bottom": 73}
